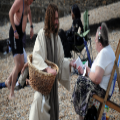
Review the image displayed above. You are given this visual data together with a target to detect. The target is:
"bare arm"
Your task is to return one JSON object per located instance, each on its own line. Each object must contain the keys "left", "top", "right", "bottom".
{"left": 78, "top": 65, "right": 104, "bottom": 84}
{"left": 21, "top": 62, "right": 28, "bottom": 74}
{"left": 88, "top": 66, "right": 104, "bottom": 84}
{"left": 28, "top": 7, "right": 34, "bottom": 39}
{"left": 28, "top": 7, "right": 32, "bottom": 26}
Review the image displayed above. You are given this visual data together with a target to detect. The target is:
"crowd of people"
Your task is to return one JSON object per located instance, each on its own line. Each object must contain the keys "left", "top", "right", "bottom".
{"left": 0, "top": 0, "right": 115, "bottom": 120}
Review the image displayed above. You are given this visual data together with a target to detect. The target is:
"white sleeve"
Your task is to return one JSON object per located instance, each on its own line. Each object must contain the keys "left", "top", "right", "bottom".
{"left": 32, "top": 29, "right": 48, "bottom": 71}
{"left": 57, "top": 36, "right": 71, "bottom": 91}
{"left": 96, "top": 50, "right": 112, "bottom": 70}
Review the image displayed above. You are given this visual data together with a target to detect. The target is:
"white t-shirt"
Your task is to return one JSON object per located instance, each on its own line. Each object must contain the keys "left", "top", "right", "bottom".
{"left": 91, "top": 45, "right": 115, "bottom": 95}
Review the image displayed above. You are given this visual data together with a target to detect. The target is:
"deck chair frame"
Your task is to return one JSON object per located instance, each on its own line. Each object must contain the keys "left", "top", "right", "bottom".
{"left": 93, "top": 39, "right": 120, "bottom": 120}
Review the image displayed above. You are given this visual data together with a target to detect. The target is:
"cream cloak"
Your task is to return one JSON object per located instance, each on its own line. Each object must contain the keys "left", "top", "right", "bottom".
{"left": 29, "top": 28, "right": 71, "bottom": 120}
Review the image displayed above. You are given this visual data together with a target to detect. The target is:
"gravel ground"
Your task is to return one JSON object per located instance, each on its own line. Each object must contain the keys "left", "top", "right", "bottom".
{"left": 0, "top": 1, "right": 120, "bottom": 120}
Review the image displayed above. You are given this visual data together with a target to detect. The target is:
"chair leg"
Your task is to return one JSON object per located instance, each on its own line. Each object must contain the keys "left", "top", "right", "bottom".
{"left": 98, "top": 103, "right": 105, "bottom": 120}
{"left": 97, "top": 102, "right": 102, "bottom": 117}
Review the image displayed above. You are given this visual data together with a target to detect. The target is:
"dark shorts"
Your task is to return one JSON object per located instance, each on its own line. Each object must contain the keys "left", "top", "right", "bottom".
{"left": 9, "top": 26, "right": 25, "bottom": 56}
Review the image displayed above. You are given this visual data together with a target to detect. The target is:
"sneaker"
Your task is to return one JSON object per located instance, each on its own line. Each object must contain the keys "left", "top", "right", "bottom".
{"left": 14, "top": 84, "right": 22, "bottom": 91}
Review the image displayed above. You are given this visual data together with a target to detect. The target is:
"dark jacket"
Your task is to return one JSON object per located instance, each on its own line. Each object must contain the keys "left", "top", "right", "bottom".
{"left": 58, "top": 4, "right": 84, "bottom": 57}
{"left": 66, "top": 4, "right": 84, "bottom": 46}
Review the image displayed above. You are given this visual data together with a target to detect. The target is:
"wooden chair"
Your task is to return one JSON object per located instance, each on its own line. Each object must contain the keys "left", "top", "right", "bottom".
{"left": 92, "top": 39, "right": 120, "bottom": 120}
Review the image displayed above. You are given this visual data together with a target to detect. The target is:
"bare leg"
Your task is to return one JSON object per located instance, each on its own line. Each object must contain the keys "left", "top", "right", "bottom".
{"left": 79, "top": 115, "right": 84, "bottom": 120}
{"left": 76, "top": 115, "right": 84, "bottom": 120}
{"left": 9, "top": 54, "right": 24, "bottom": 100}
{"left": 5, "top": 72, "right": 13, "bottom": 90}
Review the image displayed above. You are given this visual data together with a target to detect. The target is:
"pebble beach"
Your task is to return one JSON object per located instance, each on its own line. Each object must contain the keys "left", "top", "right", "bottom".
{"left": 0, "top": 1, "right": 120, "bottom": 120}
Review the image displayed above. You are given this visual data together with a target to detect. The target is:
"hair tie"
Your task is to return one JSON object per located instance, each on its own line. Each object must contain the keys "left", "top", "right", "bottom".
{"left": 98, "top": 26, "right": 101, "bottom": 40}
{"left": 98, "top": 31, "right": 101, "bottom": 40}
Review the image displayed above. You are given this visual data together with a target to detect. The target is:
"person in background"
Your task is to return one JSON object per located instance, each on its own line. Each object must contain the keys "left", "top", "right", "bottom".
{"left": 5, "top": 0, "right": 34, "bottom": 100}
{"left": 14, "top": 48, "right": 29, "bottom": 90}
{"left": 0, "top": 48, "right": 28, "bottom": 90}
{"left": 59, "top": 4, "right": 83, "bottom": 58}
{"left": 0, "top": 82, "right": 6, "bottom": 89}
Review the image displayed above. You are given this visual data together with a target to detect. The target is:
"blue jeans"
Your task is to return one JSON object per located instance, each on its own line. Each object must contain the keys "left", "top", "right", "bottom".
{"left": 0, "top": 82, "right": 6, "bottom": 89}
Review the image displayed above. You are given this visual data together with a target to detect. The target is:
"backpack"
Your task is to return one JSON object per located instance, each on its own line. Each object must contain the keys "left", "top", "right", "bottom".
{"left": 84, "top": 105, "right": 98, "bottom": 120}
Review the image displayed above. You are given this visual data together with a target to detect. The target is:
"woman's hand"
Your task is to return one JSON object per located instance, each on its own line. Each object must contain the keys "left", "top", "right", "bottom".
{"left": 46, "top": 67, "right": 57, "bottom": 75}
{"left": 77, "top": 66, "right": 84, "bottom": 75}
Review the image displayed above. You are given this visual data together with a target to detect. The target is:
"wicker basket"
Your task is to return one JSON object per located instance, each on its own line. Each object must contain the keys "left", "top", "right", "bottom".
{"left": 27, "top": 54, "right": 59, "bottom": 95}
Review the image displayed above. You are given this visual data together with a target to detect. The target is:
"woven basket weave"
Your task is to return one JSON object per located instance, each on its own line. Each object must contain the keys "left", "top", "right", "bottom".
{"left": 27, "top": 54, "right": 59, "bottom": 95}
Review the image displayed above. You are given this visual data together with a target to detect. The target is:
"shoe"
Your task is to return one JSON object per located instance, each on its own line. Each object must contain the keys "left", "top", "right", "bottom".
{"left": 14, "top": 84, "right": 22, "bottom": 91}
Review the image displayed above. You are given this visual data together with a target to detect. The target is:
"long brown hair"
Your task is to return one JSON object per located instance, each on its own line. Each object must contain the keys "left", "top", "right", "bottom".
{"left": 44, "top": 4, "right": 59, "bottom": 38}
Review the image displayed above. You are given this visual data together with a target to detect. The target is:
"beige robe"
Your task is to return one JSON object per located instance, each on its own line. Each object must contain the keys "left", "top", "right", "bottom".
{"left": 29, "top": 28, "right": 71, "bottom": 120}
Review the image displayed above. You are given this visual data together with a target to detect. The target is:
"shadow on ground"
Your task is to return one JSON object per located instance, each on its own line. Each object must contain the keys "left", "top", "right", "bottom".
{"left": 90, "top": 17, "right": 120, "bottom": 35}
{"left": 0, "top": 17, "right": 120, "bottom": 54}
